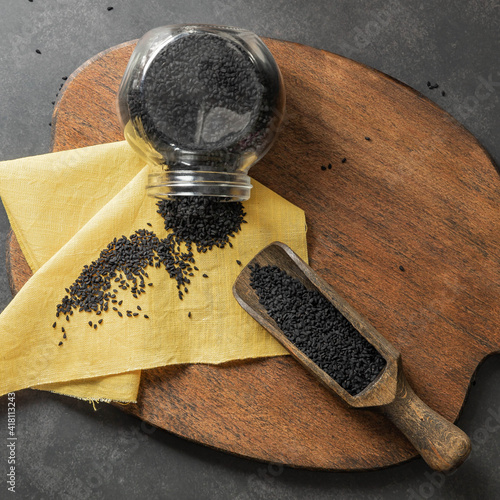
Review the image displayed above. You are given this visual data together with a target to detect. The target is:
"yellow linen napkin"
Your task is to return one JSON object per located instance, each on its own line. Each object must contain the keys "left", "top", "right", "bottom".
{"left": 0, "top": 141, "right": 307, "bottom": 402}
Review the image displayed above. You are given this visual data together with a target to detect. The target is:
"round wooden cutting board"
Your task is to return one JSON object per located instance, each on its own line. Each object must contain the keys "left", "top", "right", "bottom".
{"left": 7, "top": 39, "right": 500, "bottom": 470}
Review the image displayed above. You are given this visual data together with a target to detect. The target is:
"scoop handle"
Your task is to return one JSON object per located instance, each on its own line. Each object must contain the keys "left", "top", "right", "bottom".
{"left": 379, "top": 371, "right": 471, "bottom": 472}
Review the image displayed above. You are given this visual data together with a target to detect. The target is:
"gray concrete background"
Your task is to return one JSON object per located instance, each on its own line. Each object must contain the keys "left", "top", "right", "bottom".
{"left": 0, "top": 1, "right": 499, "bottom": 499}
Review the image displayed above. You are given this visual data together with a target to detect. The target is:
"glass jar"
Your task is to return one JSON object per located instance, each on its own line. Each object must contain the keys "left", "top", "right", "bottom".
{"left": 117, "top": 24, "right": 285, "bottom": 201}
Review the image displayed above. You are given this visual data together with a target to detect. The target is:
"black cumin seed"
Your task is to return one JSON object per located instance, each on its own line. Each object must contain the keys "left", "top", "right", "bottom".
{"left": 58, "top": 341, "right": 63, "bottom": 346}
{"left": 341, "top": 158, "right": 346, "bottom": 163}
{"left": 94, "top": 324, "right": 97, "bottom": 329}
{"left": 144, "top": 315, "right": 149, "bottom": 319}
{"left": 321, "top": 166, "right": 326, "bottom": 171}
{"left": 88, "top": 321, "right": 92, "bottom": 327}
{"left": 52, "top": 322, "right": 56, "bottom": 328}
{"left": 133, "top": 313, "right": 139, "bottom": 317}
{"left": 202, "top": 274, "right": 208, "bottom": 278}
{"left": 107, "top": 6, "right": 113, "bottom": 11}
{"left": 61, "top": 327, "right": 65, "bottom": 333}
{"left": 365, "top": 136, "right": 371, "bottom": 141}
{"left": 147, "top": 223, "right": 152, "bottom": 227}
{"left": 63, "top": 333, "right": 66, "bottom": 339}
{"left": 188, "top": 312, "right": 192, "bottom": 318}
{"left": 441, "top": 91, "right": 446, "bottom": 96}
{"left": 249, "top": 264, "right": 386, "bottom": 396}
{"left": 137, "top": 306, "right": 141, "bottom": 311}
{"left": 56, "top": 194, "right": 246, "bottom": 328}
{"left": 98, "top": 319, "right": 103, "bottom": 324}
{"left": 236, "top": 260, "right": 242, "bottom": 266}
{"left": 399, "top": 265, "right": 405, "bottom": 272}
{"left": 35, "top": 49, "right": 41, "bottom": 54}
{"left": 118, "top": 311, "right": 123, "bottom": 317}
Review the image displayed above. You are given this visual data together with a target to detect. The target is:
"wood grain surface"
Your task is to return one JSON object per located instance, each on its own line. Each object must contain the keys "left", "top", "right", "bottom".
{"left": 6, "top": 38, "right": 500, "bottom": 470}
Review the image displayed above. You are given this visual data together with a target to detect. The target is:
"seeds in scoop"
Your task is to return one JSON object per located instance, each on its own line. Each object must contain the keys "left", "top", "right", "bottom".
{"left": 249, "top": 264, "right": 386, "bottom": 396}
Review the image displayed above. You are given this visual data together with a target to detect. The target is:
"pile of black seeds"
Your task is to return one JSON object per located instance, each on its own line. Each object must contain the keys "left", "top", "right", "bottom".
{"left": 54, "top": 197, "right": 246, "bottom": 344}
{"left": 249, "top": 264, "right": 386, "bottom": 396}
{"left": 157, "top": 196, "right": 247, "bottom": 252}
{"left": 126, "top": 31, "right": 281, "bottom": 167}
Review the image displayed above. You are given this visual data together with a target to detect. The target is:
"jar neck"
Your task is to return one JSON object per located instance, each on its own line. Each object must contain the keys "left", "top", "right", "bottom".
{"left": 146, "top": 170, "right": 252, "bottom": 202}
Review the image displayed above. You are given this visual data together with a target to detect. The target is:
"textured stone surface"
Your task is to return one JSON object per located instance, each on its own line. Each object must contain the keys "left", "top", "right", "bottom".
{"left": 0, "top": 1, "right": 499, "bottom": 498}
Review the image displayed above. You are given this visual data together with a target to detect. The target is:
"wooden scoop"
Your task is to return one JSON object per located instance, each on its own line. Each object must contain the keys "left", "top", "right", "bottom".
{"left": 233, "top": 242, "right": 471, "bottom": 472}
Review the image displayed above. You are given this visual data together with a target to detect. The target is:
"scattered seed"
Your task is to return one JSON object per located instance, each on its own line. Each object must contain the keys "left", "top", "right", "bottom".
{"left": 98, "top": 319, "right": 103, "bottom": 324}
{"left": 328, "top": 163, "right": 332, "bottom": 169}
{"left": 441, "top": 91, "right": 446, "bottom": 97}
{"left": 35, "top": 49, "right": 41, "bottom": 54}
{"left": 107, "top": 6, "right": 114, "bottom": 11}
{"left": 399, "top": 265, "right": 405, "bottom": 272}
{"left": 54, "top": 195, "right": 246, "bottom": 333}
{"left": 147, "top": 222, "right": 152, "bottom": 227}
{"left": 144, "top": 315, "right": 149, "bottom": 319}
{"left": 52, "top": 322, "right": 56, "bottom": 328}
{"left": 341, "top": 158, "right": 346, "bottom": 163}
{"left": 88, "top": 321, "right": 93, "bottom": 327}
{"left": 63, "top": 333, "right": 66, "bottom": 339}
{"left": 58, "top": 341, "right": 63, "bottom": 346}
{"left": 365, "top": 136, "right": 371, "bottom": 141}
{"left": 321, "top": 166, "right": 326, "bottom": 171}
{"left": 236, "top": 260, "right": 242, "bottom": 266}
